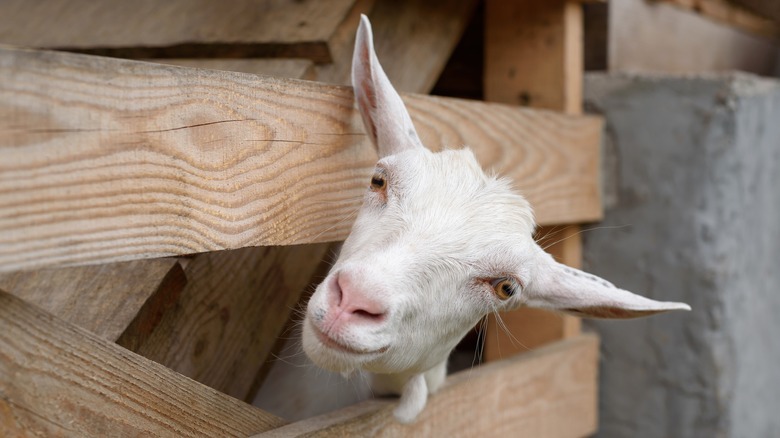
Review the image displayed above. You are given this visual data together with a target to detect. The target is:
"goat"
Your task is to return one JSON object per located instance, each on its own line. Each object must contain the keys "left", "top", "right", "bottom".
{"left": 302, "top": 15, "right": 691, "bottom": 424}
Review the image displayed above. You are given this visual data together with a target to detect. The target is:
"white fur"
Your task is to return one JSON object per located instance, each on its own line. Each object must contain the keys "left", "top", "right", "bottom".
{"left": 302, "top": 15, "right": 691, "bottom": 423}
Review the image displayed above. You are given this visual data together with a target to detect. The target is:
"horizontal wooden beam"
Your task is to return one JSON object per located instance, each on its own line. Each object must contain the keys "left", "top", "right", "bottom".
{"left": 655, "top": 0, "right": 779, "bottom": 38}
{"left": 0, "top": 0, "right": 360, "bottom": 62}
{"left": 0, "top": 289, "right": 285, "bottom": 437}
{"left": 254, "top": 334, "right": 599, "bottom": 437}
{"left": 0, "top": 47, "right": 602, "bottom": 271}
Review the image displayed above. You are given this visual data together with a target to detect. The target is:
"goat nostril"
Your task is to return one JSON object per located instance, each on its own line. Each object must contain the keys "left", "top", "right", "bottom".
{"left": 330, "top": 274, "right": 343, "bottom": 307}
{"left": 351, "top": 308, "right": 386, "bottom": 321}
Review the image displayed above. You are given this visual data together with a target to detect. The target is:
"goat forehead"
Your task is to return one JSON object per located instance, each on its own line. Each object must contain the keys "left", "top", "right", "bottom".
{"left": 383, "top": 149, "right": 534, "bottom": 232}
{"left": 367, "top": 148, "right": 536, "bottom": 268}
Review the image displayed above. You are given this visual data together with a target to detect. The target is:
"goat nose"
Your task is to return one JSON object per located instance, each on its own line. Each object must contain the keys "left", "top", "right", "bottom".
{"left": 333, "top": 271, "right": 387, "bottom": 322}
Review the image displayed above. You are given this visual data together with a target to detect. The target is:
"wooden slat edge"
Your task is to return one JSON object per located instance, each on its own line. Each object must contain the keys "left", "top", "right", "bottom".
{"left": 654, "top": 0, "right": 779, "bottom": 39}
{"left": 0, "top": 258, "right": 185, "bottom": 342}
{"left": 132, "top": 243, "right": 332, "bottom": 402}
{"left": 254, "top": 334, "right": 599, "bottom": 437}
{"left": 0, "top": 0, "right": 361, "bottom": 63}
{"left": 0, "top": 47, "right": 602, "bottom": 271}
{"left": 0, "top": 289, "right": 285, "bottom": 437}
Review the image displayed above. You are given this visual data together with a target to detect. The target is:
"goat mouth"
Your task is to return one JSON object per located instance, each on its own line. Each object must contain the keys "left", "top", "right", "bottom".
{"left": 310, "top": 321, "right": 389, "bottom": 355}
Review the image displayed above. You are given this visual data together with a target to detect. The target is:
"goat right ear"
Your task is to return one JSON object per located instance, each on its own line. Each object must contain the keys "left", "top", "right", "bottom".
{"left": 352, "top": 15, "right": 424, "bottom": 158}
{"left": 522, "top": 250, "right": 691, "bottom": 319}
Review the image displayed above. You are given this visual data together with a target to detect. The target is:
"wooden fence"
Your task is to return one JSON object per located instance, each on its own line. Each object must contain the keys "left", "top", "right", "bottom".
{"left": 0, "top": 0, "right": 603, "bottom": 436}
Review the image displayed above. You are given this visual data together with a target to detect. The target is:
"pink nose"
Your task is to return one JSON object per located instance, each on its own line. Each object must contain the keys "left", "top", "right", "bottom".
{"left": 328, "top": 270, "right": 387, "bottom": 323}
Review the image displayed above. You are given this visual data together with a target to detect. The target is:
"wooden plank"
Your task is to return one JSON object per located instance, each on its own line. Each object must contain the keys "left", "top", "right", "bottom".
{"left": 253, "top": 334, "right": 599, "bottom": 437}
{"left": 0, "top": 47, "right": 602, "bottom": 271}
{"left": 0, "top": 289, "right": 285, "bottom": 437}
{"left": 656, "top": 0, "right": 779, "bottom": 38}
{"left": 485, "top": 0, "right": 583, "bottom": 113}
{"left": 131, "top": 243, "right": 331, "bottom": 402}
{"left": 483, "top": 0, "right": 587, "bottom": 360}
{"left": 315, "top": 0, "right": 479, "bottom": 93}
{"left": 0, "top": 240, "right": 328, "bottom": 405}
{"left": 0, "top": 0, "right": 359, "bottom": 62}
{"left": 0, "top": 258, "right": 185, "bottom": 342}
{"left": 731, "top": 0, "right": 780, "bottom": 26}
{"left": 147, "top": 59, "right": 316, "bottom": 81}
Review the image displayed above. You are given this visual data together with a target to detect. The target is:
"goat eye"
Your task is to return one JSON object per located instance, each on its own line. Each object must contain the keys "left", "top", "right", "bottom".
{"left": 370, "top": 174, "right": 386, "bottom": 190}
{"left": 490, "top": 277, "right": 518, "bottom": 300}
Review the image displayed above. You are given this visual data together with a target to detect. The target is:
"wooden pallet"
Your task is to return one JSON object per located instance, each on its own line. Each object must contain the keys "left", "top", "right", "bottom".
{"left": 0, "top": 1, "right": 603, "bottom": 435}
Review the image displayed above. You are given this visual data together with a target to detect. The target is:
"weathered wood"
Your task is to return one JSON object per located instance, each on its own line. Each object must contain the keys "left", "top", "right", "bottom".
{"left": 731, "top": 0, "right": 780, "bottom": 26}
{"left": 253, "top": 334, "right": 599, "bottom": 437}
{"left": 315, "top": 0, "right": 478, "bottom": 93}
{"left": 483, "top": 0, "right": 587, "bottom": 360}
{"left": 0, "top": 47, "right": 602, "bottom": 271}
{"left": 485, "top": 0, "right": 583, "bottom": 113}
{"left": 147, "top": 59, "right": 316, "bottom": 80}
{"left": 656, "top": 0, "right": 779, "bottom": 38}
{"left": 0, "top": 289, "right": 285, "bottom": 437}
{"left": 0, "top": 0, "right": 359, "bottom": 62}
{"left": 0, "top": 258, "right": 185, "bottom": 342}
{"left": 132, "top": 243, "right": 331, "bottom": 402}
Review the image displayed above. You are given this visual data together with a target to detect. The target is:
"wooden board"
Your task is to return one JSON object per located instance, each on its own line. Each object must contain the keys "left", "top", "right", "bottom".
{"left": 656, "top": 0, "right": 779, "bottom": 38}
{"left": 0, "top": 258, "right": 185, "bottom": 342}
{"left": 315, "top": 0, "right": 478, "bottom": 93}
{"left": 132, "top": 243, "right": 331, "bottom": 402}
{"left": 0, "top": 0, "right": 359, "bottom": 62}
{"left": 0, "top": 47, "right": 602, "bottom": 271}
{"left": 0, "top": 289, "right": 285, "bottom": 437}
{"left": 253, "top": 334, "right": 599, "bottom": 437}
{"left": 147, "top": 59, "right": 316, "bottom": 80}
{"left": 731, "top": 0, "right": 780, "bottom": 26}
{"left": 485, "top": 0, "right": 583, "bottom": 113}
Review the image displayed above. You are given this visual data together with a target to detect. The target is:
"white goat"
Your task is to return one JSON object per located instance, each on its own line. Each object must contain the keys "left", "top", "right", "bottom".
{"left": 302, "top": 15, "right": 691, "bottom": 424}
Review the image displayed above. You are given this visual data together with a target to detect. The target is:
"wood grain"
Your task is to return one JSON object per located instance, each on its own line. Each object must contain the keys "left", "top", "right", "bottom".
{"left": 147, "top": 59, "right": 316, "bottom": 81}
{"left": 0, "top": 258, "right": 185, "bottom": 342}
{"left": 485, "top": 0, "right": 583, "bottom": 113}
{"left": 253, "top": 334, "right": 599, "bottom": 437}
{"left": 315, "top": 0, "right": 478, "bottom": 93}
{"left": 133, "top": 243, "right": 331, "bottom": 402}
{"left": 0, "top": 289, "right": 285, "bottom": 437}
{"left": 0, "top": 0, "right": 359, "bottom": 62}
{"left": 0, "top": 47, "right": 601, "bottom": 271}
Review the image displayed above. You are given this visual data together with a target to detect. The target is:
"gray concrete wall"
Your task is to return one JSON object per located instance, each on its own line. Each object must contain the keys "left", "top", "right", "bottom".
{"left": 584, "top": 73, "right": 780, "bottom": 438}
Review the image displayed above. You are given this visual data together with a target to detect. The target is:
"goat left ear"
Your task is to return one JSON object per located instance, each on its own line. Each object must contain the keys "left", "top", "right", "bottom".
{"left": 352, "top": 15, "right": 423, "bottom": 158}
{"left": 522, "top": 250, "right": 691, "bottom": 319}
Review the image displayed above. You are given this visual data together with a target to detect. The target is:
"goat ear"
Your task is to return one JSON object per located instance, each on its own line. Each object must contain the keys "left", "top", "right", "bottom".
{"left": 522, "top": 250, "right": 691, "bottom": 319}
{"left": 352, "top": 15, "right": 423, "bottom": 158}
